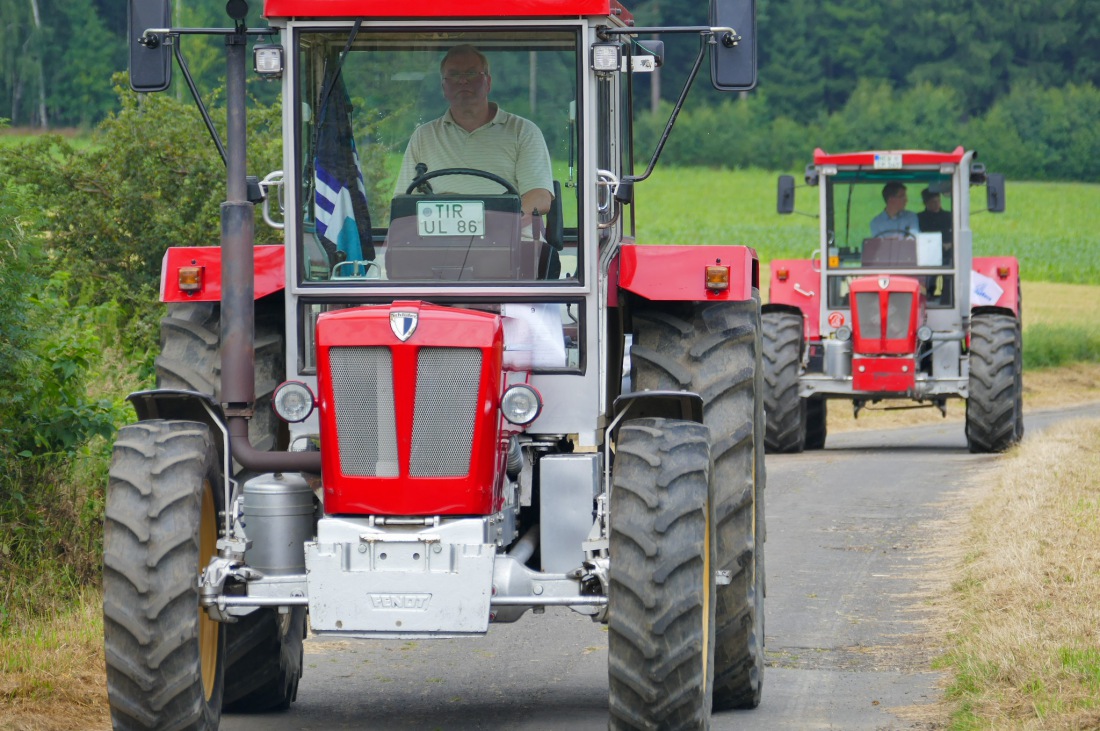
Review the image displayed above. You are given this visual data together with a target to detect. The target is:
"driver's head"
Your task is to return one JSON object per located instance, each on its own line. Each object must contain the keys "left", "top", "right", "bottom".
{"left": 441, "top": 45, "right": 492, "bottom": 112}
{"left": 882, "top": 182, "right": 907, "bottom": 214}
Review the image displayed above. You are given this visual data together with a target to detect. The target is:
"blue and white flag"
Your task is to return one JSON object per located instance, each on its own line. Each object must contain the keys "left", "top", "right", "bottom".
{"left": 314, "top": 69, "right": 374, "bottom": 263}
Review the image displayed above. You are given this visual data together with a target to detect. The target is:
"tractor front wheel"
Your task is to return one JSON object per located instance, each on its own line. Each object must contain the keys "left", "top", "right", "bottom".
{"left": 104, "top": 420, "right": 225, "bottom": 730}
{"left": 966, "top": 313, "right": 1022, "bottom": 453}
{"left": 609, "top": 418, "right": 716, "bottom": 730}
{"left": 761, "top": 311, "right": 806, "bottom": 453}
{"left": 631, "top": 299, "right": 765, "bottom": 709}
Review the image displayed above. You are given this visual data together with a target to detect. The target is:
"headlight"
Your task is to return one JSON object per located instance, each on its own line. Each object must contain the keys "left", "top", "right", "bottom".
{"left": 917, "top": 325, "right": 933, "bottom": 342}
{"left": 272, "top": 381, "right": 315, "bottom": 423}
{"left": 501, "top": 384, "right": 542, "bottom": 426}
{"left": 834, "top": 325, "right": 852, "bottom": 342}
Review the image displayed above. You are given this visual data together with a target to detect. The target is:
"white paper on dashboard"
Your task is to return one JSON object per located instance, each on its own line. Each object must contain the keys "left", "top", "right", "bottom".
{"left": 501, "top": 303, "right": 566, "bottom": 369}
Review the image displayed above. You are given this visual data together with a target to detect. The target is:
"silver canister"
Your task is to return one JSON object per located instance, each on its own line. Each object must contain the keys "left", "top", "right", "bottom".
{"left": 823, "top": 338, "right": 852, "bottom": 378}
{"left": 241, "top": 473, "right": 316, "bottom": 575}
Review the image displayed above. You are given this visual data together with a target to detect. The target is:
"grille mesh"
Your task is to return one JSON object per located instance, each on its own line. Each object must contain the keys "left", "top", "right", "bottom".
{"left": 886, "top": 292, "right": 913, "bottom": 339}
{"left": 855, "top": 292, "right": 880, "bottom": 341}
{"left": 330, "top": 347, "right": 399, "bottom": 477}
{"left": 411, "top": 348, "right": 481, "bottom": 477}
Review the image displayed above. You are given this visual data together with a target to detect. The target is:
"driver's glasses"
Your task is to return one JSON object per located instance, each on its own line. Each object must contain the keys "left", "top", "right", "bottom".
{"left": 443, "top": 70, "right": 487, "bottom": 84}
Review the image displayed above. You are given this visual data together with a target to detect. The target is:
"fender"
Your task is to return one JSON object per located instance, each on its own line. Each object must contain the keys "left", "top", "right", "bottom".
{"left": 617, "top": 244, "right": 759, "bottom": 303}
{"left": 610, "top": 390, "right": 705, "bottom": 441}
{"left": 127, "top": 389, "right": 229, "bottom": 466}
{"left": 972, "top": 256, "right": 1021, "bottom": 317}
{"left": 766, "top": 258, "right": 819, "bottom": 340}
{"left": 161, "top": 245, "right": 286, "bottom": 303}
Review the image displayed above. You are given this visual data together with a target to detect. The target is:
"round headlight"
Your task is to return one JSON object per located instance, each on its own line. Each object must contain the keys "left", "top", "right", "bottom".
{"left": 917, "top": 325, "right": 933, "bottom": 342}
{"left": 834, "top": 325, "right": 852, "bottom": 342}
{"left": 501, "top": 384, "right": 542, "bottom": 426}
{"left": 272, "top": 381, "right": 315, "bottom": 423}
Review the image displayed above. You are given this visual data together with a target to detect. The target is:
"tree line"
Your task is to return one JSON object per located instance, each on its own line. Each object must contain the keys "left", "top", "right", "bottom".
{"left": 5, "top": 0, "right": 1099, "bottom": 128}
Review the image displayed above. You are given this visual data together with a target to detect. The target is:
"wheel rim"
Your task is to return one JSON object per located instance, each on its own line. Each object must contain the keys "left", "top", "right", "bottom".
{"left": 702, "top": 497, "right": 711, "bottom": 695}
{"left": 199, "top": 478, "right": 219, "bottom": 700}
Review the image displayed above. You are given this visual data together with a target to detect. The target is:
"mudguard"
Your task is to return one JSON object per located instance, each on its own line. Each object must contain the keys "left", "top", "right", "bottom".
{"left": 161, "top": 245, "right": 285, "bottom": 303}
{"left": 617, "top": 244, "right": 759, "bottom": 303}
{"left": 972, "top": 256, "right": 1021, "bottom": 316}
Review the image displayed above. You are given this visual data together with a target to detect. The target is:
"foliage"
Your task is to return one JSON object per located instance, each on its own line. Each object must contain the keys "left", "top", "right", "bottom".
{"left": 0, "top": 74, "right": 282, "bottom": 355}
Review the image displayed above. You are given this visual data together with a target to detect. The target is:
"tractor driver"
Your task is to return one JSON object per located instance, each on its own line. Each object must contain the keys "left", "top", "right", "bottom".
{"left": 869, "top": 182, "right": 920, "bottom": 238}
{"left": 393, "top": 44, "right": 554, "bottom": 224}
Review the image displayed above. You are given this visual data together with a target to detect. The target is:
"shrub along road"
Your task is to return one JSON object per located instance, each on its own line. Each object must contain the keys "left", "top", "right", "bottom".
{"left": 218, "top": 402, "right": 1100, "bottom": 731}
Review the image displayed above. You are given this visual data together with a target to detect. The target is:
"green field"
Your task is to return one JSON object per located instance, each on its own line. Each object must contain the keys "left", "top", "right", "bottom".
{"left": 634, "top": 167, "right": 1100, "bottom": 285}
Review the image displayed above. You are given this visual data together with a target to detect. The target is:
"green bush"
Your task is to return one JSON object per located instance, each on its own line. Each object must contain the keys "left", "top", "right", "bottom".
{"left": 0, "top": 74, "right": 282, "bottom": 356}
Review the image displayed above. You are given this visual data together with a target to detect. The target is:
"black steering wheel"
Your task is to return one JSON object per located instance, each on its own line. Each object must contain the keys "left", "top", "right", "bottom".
{"left": 405, "top": 167, "right": 520, "bottom": 196}
{"left": 875, "top": 228, "right": 917, "bottom": 239}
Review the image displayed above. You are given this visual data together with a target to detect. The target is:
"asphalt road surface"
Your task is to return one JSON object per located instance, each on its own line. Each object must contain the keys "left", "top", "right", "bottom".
{"left": 222, "top": 404, "right": 1100, "bottom": 731}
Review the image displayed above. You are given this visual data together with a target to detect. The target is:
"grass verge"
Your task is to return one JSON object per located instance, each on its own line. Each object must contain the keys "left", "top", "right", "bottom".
{"left": 936, "top": 418, "right": 1100, "bottom": 730}
{"left": 0, "top": 588, "right": 109, "bottom": 731}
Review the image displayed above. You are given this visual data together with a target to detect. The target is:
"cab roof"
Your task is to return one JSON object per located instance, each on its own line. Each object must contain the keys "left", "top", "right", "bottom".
{"left": 813, "top": 147, "right": 968, "bottom": 167}
{"left": 263, "top": 0, "right": 622, "bottom": 19}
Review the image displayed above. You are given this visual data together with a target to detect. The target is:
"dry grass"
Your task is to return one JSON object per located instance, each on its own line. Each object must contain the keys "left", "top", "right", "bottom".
{"left": 0, "top": 589, "right": 109, "bottom": 731}
{"left": 935, "top": 419, "right": 1100, "bottom": 730}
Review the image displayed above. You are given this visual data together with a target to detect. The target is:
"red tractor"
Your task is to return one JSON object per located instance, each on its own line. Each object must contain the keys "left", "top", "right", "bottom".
{"left": 766, "top": 147, "right": 1021, "bottom": 453}
{"left": 104, "top": 1, "right": 765, "bottom": 728}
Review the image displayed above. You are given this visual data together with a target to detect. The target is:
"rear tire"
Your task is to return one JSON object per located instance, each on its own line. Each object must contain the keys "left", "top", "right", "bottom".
{"left": 104, "top": 420, "right": 225, "bottom": 730}
{"left": 761, "top": 311, "right": 806, "bottom": 453}
{"left": 156, "top": 299, "right": 285, "bottom": 454}
{"left": 966, "top": 313, "right": 1022, "bottom": 453}
{"left": 631, "top": 299, "right": 765, "bottom": 709}
{"left": 223, "top": 607, "right": 306, "bottom": 712}
{"left": 805, "top": 398, "right": 827, "bottom": 450}
{"left": 608, "top": 418, "right": 716, "bottom": 730}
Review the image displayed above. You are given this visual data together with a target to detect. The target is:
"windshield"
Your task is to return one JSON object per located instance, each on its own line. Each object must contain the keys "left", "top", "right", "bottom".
{"left": 824, "top": 171, "right": 956, "bottom": 308}
{"left": 296, "top": 28, "right": 581, "bottom": 286}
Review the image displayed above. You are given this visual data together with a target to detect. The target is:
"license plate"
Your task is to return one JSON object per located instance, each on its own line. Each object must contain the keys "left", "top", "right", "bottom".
{"left": 417, "top": 200, "right": 485, "bottom": 237}
{"left": 873, "top": 153, "right": 903, "bottom": 169}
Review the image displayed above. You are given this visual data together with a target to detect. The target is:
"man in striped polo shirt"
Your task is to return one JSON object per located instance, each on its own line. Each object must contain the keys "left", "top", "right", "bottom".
{"left": 394, "top": 44, "right": 555, "bottom": 222}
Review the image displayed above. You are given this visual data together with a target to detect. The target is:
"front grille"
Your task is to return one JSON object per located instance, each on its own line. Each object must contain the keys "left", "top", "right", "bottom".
{"left": 885, "top": 292, "right": 913, "bottom": 339}
{"left": 855, "top": 292, "right": 880, "bottom": 341}
{"left": 330, "top": 347, "right": 400, "bottom": 477}
{"left": 411, "top": 348, "right": 481, "bottom": 477}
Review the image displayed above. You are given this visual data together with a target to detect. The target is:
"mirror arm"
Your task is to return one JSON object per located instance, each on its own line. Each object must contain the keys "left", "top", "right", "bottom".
{"left": 621, "top": 33, "right": 710, "bottom": 190}
{"left": 173, "top": 38, "right": 227, "bottom": 167}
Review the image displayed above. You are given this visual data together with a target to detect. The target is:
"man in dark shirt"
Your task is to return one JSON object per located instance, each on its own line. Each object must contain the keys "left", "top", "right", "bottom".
{"left": 918, "top": 188, "right": 952, "bottom": 238}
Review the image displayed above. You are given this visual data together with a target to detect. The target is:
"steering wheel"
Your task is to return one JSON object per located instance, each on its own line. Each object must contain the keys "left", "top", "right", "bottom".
{"left": 405, "top": 167, "right": 519, "bottom": 196}
{"left": 875, "top": 228, "right": 917, "bottom": 239}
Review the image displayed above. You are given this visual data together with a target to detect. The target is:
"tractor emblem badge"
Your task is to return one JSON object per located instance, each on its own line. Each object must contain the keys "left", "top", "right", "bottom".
{"left": 878, "top": 276, "right": 890, "bottom": 289}
{"left": 390, "top": 311, "right": 419, "bottom": 341}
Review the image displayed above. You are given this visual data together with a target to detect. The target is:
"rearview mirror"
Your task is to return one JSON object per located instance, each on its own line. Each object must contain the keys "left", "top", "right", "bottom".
{"left": 129, "top": 0, "right": 173, "bottom": 93}
{"left": 710, "top": 0, "right": 756, "bottom": 91}
{"left": 777, "top": 175, "right": 794, "bottom": 214}
{"left": 986, "top": 173, "right": 1006, "bottom": 213}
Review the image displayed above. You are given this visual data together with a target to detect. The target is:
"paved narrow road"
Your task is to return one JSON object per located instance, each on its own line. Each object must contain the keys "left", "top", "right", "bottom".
{"left": 222, "top": 404, "right": 1100, "bottom": 731}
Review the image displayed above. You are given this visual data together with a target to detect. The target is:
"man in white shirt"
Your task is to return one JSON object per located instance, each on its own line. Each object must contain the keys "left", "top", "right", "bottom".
{"left": 869, "top": 182, "right": 920, "bottom": 237}
{"left": 394, "top": 45, "right": 554, "bottom": 220}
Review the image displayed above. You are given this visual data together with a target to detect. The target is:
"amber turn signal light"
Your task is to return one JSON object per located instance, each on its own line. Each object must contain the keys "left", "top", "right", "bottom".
{"left": 705, "top": 265, "right": 730, "bottom": 291}
{"left": 178, "top": 266, "right": 204, "bottom": 292}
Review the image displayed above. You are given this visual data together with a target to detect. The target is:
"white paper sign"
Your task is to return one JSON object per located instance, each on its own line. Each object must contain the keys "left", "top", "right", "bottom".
{"left": 971, "top": 270, "right": 1004, "bottom": 307}
{"left": 502, "top": 303, "right": 566, "bottom": 369}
